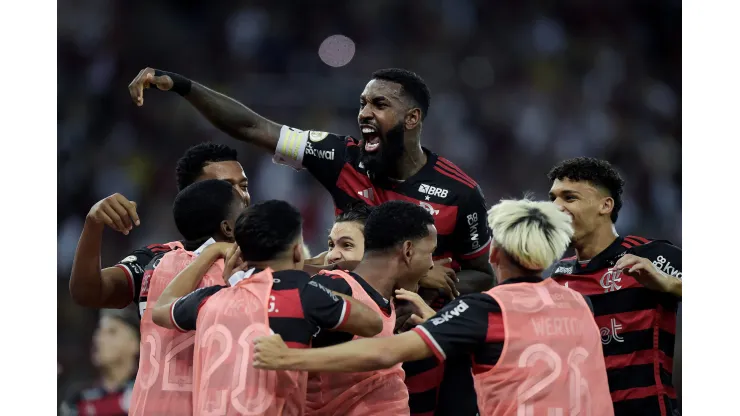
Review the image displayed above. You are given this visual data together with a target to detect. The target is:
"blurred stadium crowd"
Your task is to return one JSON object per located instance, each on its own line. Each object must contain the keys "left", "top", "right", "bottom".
{"left": 57, "top": 0, "right": 680, "bottom": 406}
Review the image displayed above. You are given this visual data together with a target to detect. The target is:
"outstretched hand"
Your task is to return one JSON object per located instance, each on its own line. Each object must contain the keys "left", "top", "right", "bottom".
{"left": 128, "top": 67, "right": 174, "bottom": 106}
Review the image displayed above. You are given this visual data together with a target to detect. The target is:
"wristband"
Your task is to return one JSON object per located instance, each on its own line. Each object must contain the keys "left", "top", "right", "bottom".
{"left": 153, "top": 70, "right": 192, "bottom": 96}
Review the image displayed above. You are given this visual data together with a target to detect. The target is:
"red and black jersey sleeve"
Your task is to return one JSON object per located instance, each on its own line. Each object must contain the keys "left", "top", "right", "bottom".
{"left": 299, "top": 279, "right": 350, "bottom": 330}
{"left": 311, "top": 272, "right": 354, "bottom": 296}
{"left": 451, "top": 185, "right": 493, "bottom": 261}
{"left": 116, "top": 243, "right": 175, "bottom": 303}
{"left": 170, "top": 285, "right": 227, "bottom": 332}
{"left": 413, "top": 293, "right": 493, "bottom": 363}
{"left": 630, "top": 239, "right": 682, "bottom": 281}
{"left": 273, "top": 127, "right": 359, "bottom": 204}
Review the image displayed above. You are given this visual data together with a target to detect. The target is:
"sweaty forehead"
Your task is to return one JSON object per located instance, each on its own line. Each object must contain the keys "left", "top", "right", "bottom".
{"left": 201, "top": 161, "right": 247, "bottom": 182}
{"left": 330, "top": 222, "right": 363, "bottom": 240}
{"left": 361, "top": 79, "right": 404, "bottom": 101}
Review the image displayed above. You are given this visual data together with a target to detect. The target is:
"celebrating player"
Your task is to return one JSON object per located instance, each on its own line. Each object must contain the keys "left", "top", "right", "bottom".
{"left": 254, "top": 198, "right": 614, "bottom": 415}
{"left": 129, "top": 67, "right": 493, "bottom": 413}
{"left": 60, "top": 308, "right": 140, "bottom": 416}
{"left": 129, "top": 179, "right": 246, "bottom": 416}
{"left": 69, "top": 142, "right": 249, "bottom": 311}
{"left": 305, "top": 200, "right": 436, "bottom": 416}
{"left": 152, "top": 199, "right": 383, "bottom": 415}
{"left": 547, "top": 157, "right": 682, "bottom": 416}
{"left": 324, "top": 202, "right": 373, "bottom": 266}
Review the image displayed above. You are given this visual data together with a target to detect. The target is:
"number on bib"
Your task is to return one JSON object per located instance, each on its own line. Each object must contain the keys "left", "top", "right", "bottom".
{"left": 516, "top": 343, "right": 592, "bottom": 416}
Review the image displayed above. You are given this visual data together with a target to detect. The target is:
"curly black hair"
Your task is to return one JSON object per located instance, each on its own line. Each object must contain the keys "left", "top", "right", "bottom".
{"left": 173, "top": 179, "right": 240, "bottom": 241}
{"left": 175, "top": 142, "right": 238, "bottom": 191}
{"left": 364, "top": 200, "right": 435, "bottom": 253}
{"left": 547, "top": 157, "right": 625, "bottom": 223}
{"left": 372, "top": 68, "right": 431, "bottom": 120}
{"left": 335, "top": 201, "right": 374, "bottom": 229}
{"left": 235, "top": 200, "right": 303, "bottom": 262}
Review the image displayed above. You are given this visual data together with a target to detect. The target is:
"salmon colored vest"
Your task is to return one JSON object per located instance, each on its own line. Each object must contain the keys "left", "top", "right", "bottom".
{"left": 193, "top": 268, "right": 307, "bottom": 416}
{"left": 130, "top": 246, "right": 226, "bottom": 416}
{"left": 306, "top": 270, "right": 409, "bottom": 416}
{"left": 473, "top": 278, "right": 614, "bottom": 416}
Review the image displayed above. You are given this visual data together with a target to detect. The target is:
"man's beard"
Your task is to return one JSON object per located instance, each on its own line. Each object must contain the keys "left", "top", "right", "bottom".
{"left": 360, "top": 123, "right": 405, "bottom": 185}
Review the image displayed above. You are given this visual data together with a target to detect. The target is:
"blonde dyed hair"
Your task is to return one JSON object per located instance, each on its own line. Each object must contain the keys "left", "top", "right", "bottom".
{"left": 487, "top": 199, "right": 574, "bottom": 271}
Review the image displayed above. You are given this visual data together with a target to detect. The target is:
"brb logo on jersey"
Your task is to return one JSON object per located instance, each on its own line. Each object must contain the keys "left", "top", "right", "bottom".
{"left": 600, "top": 268, "right": 623, "bottom": 293}
{"left": 600, "top": 318, "right": 624, "bottom": 344}
{"left": 305, "top": 142, "right": 335, "bottom": 161}
{"left": 653, "top": 255, "right": 682, "bottom": 279}
{"left": 419, "top": 201, "right": 440, "bottom": 216}
{"left": 418, "top": 184, "right": 449, "bottom": 198}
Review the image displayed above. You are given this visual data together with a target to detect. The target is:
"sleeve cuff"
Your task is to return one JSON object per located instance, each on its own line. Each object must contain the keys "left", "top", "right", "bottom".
{"left": 412, "top": 326, "right": 447, "bottom": 363}
{"left": 169, "top": 299, "right": 187, "bottom": 333}
{"left": 272, "top": 125, "right": 308, "bottom": 170}
{"left": 460, "top": 237, "right": 492, "bottom": 260}
{"left": 331, "top": 299, "right": 351, "bottom": 330}
{"left": 114, "top": 264, "right": 136, "bottom": 302}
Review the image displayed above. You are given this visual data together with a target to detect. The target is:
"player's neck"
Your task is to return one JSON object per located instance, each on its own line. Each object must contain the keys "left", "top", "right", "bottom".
{"left": 353, "top": 257, "right": 397, "bottom": 300}
{"left": 496, "top": 259, "right": 542, "bottom": 284}
{"left": 395, "top": 142, "right": 426, "bottom": 181}
{"left": 100, "top": 358, "right": 136, "bottom": 392}
{"left": 249, "top": 259, "right": 296, "bottom": 273}
{"left": 574, "top": 225, "right": 619, "bottom": 262}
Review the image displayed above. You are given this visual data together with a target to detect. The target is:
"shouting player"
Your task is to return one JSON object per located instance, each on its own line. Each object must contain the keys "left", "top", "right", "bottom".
{"left": 129, "top": 179, "right": 246, "bottom": 415}
{"left": 305, "top": 200, "right": 436, "bottom": 416}
{"left": 254, "top": 198, "right": 614, "bottom": 416}
{"left": 129, "top": 67, "right": 492, "bottom": 414}
{"left": 152, "top": 199, "right": 383, "bottom": 415}
{"left": 69, "top": 142, "right": 249, "bottom": 311}
{"left": 547, "top": 157, "right": 682, "bottom": 416}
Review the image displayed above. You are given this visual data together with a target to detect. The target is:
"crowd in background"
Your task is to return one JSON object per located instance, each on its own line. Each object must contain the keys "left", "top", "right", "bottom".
{"left": 57, "top": 0, "right": 680, "bottom": 405}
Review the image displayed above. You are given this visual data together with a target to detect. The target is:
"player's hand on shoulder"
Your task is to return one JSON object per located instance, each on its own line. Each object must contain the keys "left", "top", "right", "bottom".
{"left": 614, "top": 254, "right": 680, "bottom": 294}
{"left": 253, "top": 334, "right": 290, "bottom": 370}
{"left": 394, "top": 288, "right": 436, "bottom": 325}
{"left": 222, "top": 244, "right": 251, "bottom": 282}
{"left": 420, "top": 258, "right": 460, "bottom": 300}
{"left": 87, "top": 193, "right": 140, "bottom": 235}
{"left": 128, "top": 67, "right": 174, "bottom": 106}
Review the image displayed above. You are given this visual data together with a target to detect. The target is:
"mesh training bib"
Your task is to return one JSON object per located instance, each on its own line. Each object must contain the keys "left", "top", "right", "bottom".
{"left": 193, "top": 268, "right": 307, "bottom": 416}
{"left": 130, "top": 248, "right": 226, "bottom": 416}
{"left": 473, "top": 278, "right": 613, "bottom": 416}
{"left": 306, "top": 270, "right": 409, "bottom": 416}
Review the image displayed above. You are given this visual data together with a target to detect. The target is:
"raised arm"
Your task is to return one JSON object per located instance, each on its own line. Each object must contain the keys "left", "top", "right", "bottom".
{"left": 69, "top": 194, "right": 142, "bottom": 308}
{"left": 128, "top": 68, "right": 282, "bottom": 152}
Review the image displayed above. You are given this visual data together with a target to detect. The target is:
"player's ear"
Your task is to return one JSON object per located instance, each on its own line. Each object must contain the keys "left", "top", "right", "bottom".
{"left": 599, "top": 196, "right": 614, "bottom": 218}
{"left": 402, "top": 240, "right": 414, "bottom": 267}
{"left": 489, "top": 245, "right": 500, "bottom": 267}
{"left": 404, "top": 108, "right": 422, "bottom": 130}
{"left": 292, "top": 242, "right": 303, "bottom": 265}
{"left": 220, "top": 220, "right": 234, "bottom": 240}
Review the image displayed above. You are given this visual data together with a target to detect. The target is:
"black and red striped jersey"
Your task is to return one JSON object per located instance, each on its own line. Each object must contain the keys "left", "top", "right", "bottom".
{"left": 273, "top": 129, "right": 493, "bottom": 270}
{"left": 60, "top": 379, "right": 135, "bottom": 416}
{"left": 274, "top": 130, "right": 490, "bottom": 416}
{"left": 115, "top": 242, "right": 180, "bottom": 305}
{"left": 170, "top": 269, "right": 350, "bottom": 349}
{"left": 549, "top": 235, "right": 682, "bottom": 416}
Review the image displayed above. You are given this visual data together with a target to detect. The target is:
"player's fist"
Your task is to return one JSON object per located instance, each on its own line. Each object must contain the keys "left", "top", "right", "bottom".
{"left": 420, "top": 258, "right": 459, "bottom": 300}
{"left": 128, "top": 67, "right": 174, "bottom": 106}
{"left": 87, "top": 193, "right": 140, "bottom": 235}
{"left": 253, "top": 334, "right": 290, "bottom": 370}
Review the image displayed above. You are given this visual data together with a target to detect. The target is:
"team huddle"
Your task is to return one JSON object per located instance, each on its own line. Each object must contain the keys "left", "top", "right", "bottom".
{"left": 67, "top": 67, "right": 682, "bottom": 415}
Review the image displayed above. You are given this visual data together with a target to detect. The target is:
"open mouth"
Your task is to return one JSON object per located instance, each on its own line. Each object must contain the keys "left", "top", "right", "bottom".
{"left": 361, "top": 125, "right": 381, "bottom": 153}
